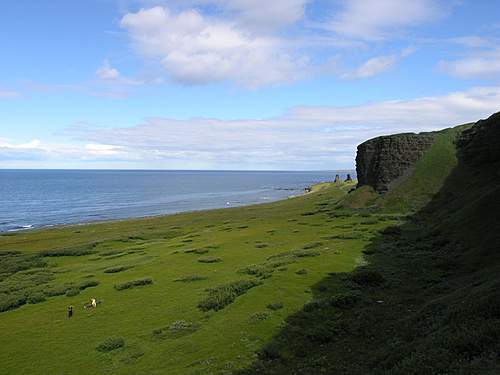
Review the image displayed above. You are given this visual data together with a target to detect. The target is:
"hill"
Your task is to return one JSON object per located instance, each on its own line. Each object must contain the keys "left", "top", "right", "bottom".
{"left": 239, "top": 112, "right": 500, "bottom": 374}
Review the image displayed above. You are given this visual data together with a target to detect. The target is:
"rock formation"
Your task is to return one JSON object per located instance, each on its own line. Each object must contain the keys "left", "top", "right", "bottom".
{"left": 356, "top": 133, "right": 435, "bottom": 193}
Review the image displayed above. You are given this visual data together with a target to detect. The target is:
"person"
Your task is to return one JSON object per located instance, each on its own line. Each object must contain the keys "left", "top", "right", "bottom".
{"left": 91, "top": 298, "right": 97, "bottom": 308}
{"left": 68, "top": 305, "right": 73, "bottom": 318}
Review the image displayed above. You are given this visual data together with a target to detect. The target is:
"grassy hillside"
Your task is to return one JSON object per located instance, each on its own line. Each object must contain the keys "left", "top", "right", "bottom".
{"left": 0, "top": 180, "right": 403, "bottom": 374}
{"left": 239, "top": 115, "right": 500, "bottom": 374}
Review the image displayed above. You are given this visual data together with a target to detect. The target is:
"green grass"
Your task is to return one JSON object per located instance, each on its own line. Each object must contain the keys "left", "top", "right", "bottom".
{"left": 0, "top": 180, "right": 399, "bottom": 374}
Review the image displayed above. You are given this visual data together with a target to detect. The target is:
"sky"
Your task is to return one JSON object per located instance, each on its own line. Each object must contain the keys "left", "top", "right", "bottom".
{"left": 1, "top": 0, "right": 500, "bottom": 170}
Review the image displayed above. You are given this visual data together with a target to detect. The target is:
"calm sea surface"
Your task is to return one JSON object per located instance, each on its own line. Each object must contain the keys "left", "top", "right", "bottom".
{"left": 0, "top": 170, "right": 354, "bottom": 232}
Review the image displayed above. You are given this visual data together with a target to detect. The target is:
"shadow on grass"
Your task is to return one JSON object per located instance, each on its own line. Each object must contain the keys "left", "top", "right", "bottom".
{"left": 237, "top": 117, "right": 500, "bottom": 374}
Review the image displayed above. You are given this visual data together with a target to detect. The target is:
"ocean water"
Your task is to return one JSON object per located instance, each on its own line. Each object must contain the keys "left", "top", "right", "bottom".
{"left": 0, "top": 170, "right": 354, "bottom": 233}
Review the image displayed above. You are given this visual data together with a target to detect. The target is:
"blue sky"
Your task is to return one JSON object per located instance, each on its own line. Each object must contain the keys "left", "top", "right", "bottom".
{"left": 1, "top": 0, "right": 500, "bottom": 170}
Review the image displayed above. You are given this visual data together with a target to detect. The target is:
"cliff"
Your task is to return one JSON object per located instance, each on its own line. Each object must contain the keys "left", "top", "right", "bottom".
{"left": 356, "top": 133, "right": 435, "bottom": 193}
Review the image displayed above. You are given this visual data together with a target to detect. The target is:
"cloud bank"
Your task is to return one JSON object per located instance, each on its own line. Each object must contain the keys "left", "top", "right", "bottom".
{"left": 2, "top": 87, "right": 499, "bottom": 169}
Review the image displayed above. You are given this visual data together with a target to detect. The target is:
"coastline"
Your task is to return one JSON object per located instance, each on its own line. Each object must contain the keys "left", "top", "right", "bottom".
{"left": 1, "top": 182, "right": 331, "bottom": 236}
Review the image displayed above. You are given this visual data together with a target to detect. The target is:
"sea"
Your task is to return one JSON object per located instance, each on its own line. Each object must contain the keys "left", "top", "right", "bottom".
{"left": 0, "top": 170, "right": 355, "bottom": 233}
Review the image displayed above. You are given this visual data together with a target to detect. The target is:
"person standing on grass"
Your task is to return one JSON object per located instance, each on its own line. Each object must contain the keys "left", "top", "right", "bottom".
{"left": 68, "top": 306, "right": 73, "bottom": 318}
{"left": 91, "top": 298, "right": 97, "bottom": 308}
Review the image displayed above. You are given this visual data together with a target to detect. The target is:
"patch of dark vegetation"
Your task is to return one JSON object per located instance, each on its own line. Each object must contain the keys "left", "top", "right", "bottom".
{"left": 174, "top": 275, "right": 208, "bottom": 283}
{"left": 328, "top": 233, "right": 364, "bottom": 240}
{"left": 295, "top": 269, "right": 307, "bottom": 275}
{"left": 99, "top": 250, "right": 124, "bottom": 257}
{"left": 360, "top": 218, "right": 378, "bottom": 225}
{"left": 152, "top": 320, "right": 199, "bottom": 339}
{"left": 349, "top": 268, "right": 385, "bottom": 286}
{"left": 114, "top": 278, "right": 153, "bottom": 291}
{"left": 184, "top": 248, "right": 209, "bottom": 255}
{"left": 197, "top": 256, "right": 222, "bottom": 264}
{"left": 249, "top": 311, "right": 270, "bottom": 323}
{"left": 380, "top": 225, "right": 402, "bottom": 236}
{"left": 238, "top": 225, "right": 249, "bottom": 229}
{"left": 300, "top": 211, "right": 317, "bottom": 216}
{"left": 96, "top": 337, "right": 125, "bottom": 352}
{"left": 40, "top": 243, "right": 98, "bottom": 257}
{"left": 267, "top": 302, "right": 284, "bottom": 311}
{"left": 0, "top": 251, "right": 46, "bottom": 282}
{"left": 198, "top": 280, "right": 261, "bottom": 312}
{"left": 66, "top": 288, "right": 80, "bottom": 297}
{"left": 255, "top": 243, "right": 269, "bottom": 249}
{"left": 301, "top": 242, "right": 322, "bottom": 250}
{"left": 78, "top": 280, "right": 99, "bottom": 290}
{"left": 104, "top": 266, "right": 132, "bottom": 274}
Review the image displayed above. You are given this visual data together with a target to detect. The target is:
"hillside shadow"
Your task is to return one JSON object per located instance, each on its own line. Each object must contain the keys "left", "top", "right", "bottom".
{"left": 236, "top": 121, "right": 500, "bottom": 374}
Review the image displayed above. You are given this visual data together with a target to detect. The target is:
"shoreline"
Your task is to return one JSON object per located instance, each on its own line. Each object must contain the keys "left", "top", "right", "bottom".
{"left": 1, "top": 182, "right": 332, "bottom": 236}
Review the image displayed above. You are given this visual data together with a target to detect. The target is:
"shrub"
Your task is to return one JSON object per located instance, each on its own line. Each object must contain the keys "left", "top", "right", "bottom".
{"left": 66, "top": 288, "right": 80, "bottom": 297}
{"left": 184, "top": 248, "right": 209, "bottom": 255}
{"left": 103, "top": 266, "right": 129, "bottom": 274}
{"left": 249, "top": 311, "right": 270, "bottom": 323}
{"left": 40, "top": 243, "right": 97, "bottom": 257}
{"left": 0, "top": 293, "right": 27, "bottom": 312}
{"left": 43, "top": 285, "right": 69, "bottom": 297}
{"left": 198, "top": 280, "right": 261, "bottom": 312}
{"left": 267, "top": 302, "right": 284, "bottom": 311}
{"left": 174, "top": 275, "right": 208, "bottom": 283}
{"left": 197, "top": 257, "right": 222, "bottom": 264}
{"left": 96, "top": 337, "right": 125, "bottom": 352}
{"left": 78, "top": 280, "right": 99, "bottom": 290}
{"left": 255, "top": 243, "right": 269, "bottom": 249}
{"left": 350, "top": 269, "right": 385, "bottom": 286}
{"left": 302, "top": 242, "right": 323, "bottom": 250}
{"left": 114, "top": 278, "right": 153, "bottom": 291}
{"left": 293, "top": 249, "right": 321, "bottom": 258}
{"left": 27, "top": 292, "right": 46, "bottom": 304}
{"left": 380, "top": 226, "right": 402, "bottom": 236}
{"left": 296, "top": 269, "right": 308, "bottom": 275}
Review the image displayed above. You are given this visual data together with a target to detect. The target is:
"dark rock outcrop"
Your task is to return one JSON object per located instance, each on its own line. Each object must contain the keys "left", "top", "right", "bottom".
{"left": 356, "top": 133, "right": 435, "bottom": 193}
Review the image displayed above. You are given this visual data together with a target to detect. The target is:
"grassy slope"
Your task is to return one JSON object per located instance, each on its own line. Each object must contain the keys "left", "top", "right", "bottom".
{"left": 239, "top": 117, "right": 500, "bottom": 374}
{"left": 0, "top": 181, "right": 401, "bottom": 374}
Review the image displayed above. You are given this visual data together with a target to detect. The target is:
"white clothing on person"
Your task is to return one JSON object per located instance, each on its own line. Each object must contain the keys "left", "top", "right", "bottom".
{"left": 91, "top": 298, "right": 97, "bottom": 308}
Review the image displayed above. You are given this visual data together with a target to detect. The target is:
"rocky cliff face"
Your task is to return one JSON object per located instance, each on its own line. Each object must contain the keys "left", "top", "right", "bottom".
{"left": 356, "top": 133, "right": 435, "bottom": 193}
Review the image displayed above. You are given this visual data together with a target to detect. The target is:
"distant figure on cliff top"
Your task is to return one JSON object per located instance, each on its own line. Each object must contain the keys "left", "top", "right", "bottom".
{"left": 334, "top": 174, "right": 341, "bottom": 183}
{"left": 345, "top": 174, "right": 353, "bottom": 182}
{"left": 67, "top": 306, "right": 73, "bottom": 318}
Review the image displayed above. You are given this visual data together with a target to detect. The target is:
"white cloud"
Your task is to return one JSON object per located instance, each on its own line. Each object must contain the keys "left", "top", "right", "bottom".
{"left": 0, "top": 88, "right": 20, "bottom": 98}
{"left": 439, "top": 48, "right": 500, "bottom": 79}
{"left": 4, "top": 87, "right": 499, "bottom": 169}
{"left": 120, "top": 6, "right": 308, "bottom": 87}
{"left": 198, "top": 0, "right": 308, "bottom": 32}
{"left": 328, "top": 0, "right": 441, "bottom": 40}
{"left": 342, "top": 48, "right": 415, "bottom": 79}
{"left": 96, "top": 60, "right": 120, "bottom": 80}
{"left": 343, "top": 55, "right": 398, "bottom": 79}
{"left": 56, "top": 86, "right": 500, "bottom": 170}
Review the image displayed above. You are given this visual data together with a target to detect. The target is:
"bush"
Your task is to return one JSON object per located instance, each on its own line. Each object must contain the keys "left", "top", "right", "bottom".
{"left": 96, "top": 337, "right": 125, "bottom": 352}
{"left": 40, "top": 243, "right": 97, "bottom": 257}
{"left": 27, "top": 292, "right": 46, "bottom": 304}
{"left": 78, "top": 280, "right": 99, "bottom": 290}
{"left": 296, "top": 269, "right": 308, "bottom": 275}
{"left": 0, "top": 293, "right": 26, "bottom": 312}
{"left": 380, "top": 226, "right": 402, "bottom": 236}
{"left": 293, "top": 249, "right": 321, "bottom": 258}
{"left": 249, "top": 311, "right": 270, "bottom": 323}
{"left": 174, "top": 275, "right": 208, "bottom": 282}
{"left": 197, "top": 257, "right": 222, "bottom": 264}
{"left": 198, "top": 280, "right": 261, "bottom": 312}
{"left": 267, "top": 302, "right": 284, "bottom": 311}
{"left": 103, "top": 266, "right": 129, "bottom": 274}
{"left": 66, "top": 288, "right": 80, "bottom": 297}
{"left": 114, "top": 278, "right": 153, "bottom": 291}
{"left": 350, "top": 269, "right": 385, "bottom": 286}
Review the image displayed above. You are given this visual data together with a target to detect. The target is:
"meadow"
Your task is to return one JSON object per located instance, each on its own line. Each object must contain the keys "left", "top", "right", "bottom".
{"left": 0, "top": 181, "right": 399, "bottom": 374}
